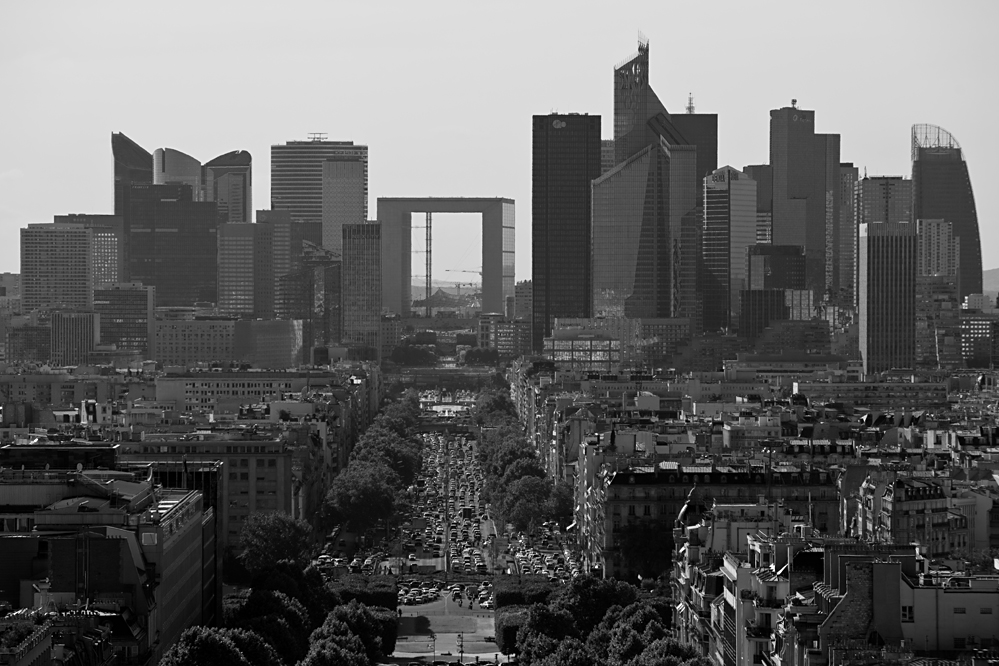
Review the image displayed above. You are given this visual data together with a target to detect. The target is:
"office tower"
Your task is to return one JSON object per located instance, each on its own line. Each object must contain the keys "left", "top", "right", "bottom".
{"left": 154, "top": 318, "right": 235, "bottom": 366}
{"left": 50, "top": 311, "right": 100, "bottom": 365}
{"left": 153, "top": 147, "right": 203, "bottom": 199}
{"left": 837, "top": 163, "right": 859, "bottom": 305}
{"left": 217, "top": 223, "right": 274, "bottom": 317}
{"left": 701, "top": 166, "right": 757, "bottom": 332}
{"left": 859, "top": 221, "right": 916, "bottom": 374}
{"left": 744, "top": 164, "right": 773, "bottom": 244}
{"left": 514, "top": 280, "right": 532, "bottom": 321}
{"left": 915, "top": 218, "right": 961, "bottom": 369}
{"left": 53, "top": 214, "right": 124, "bottom": 287}
{"left": 94, "top": 282, "right": 156, "bottom": 359}
{"left": 20, "top": 223, "right": 94, "bottom": 311}
{"left": 322, "top": 155, "right": 365, "bottom": 252}
{"left": 342, "top": 223, "right": 381, "bottom": 351}
{"left": 270, "top": 138, "right": 368, "bottom": 223}
{"left": 234, "top": 320, "right": 303, "bottom": 368}
{"left": 126, "top": 183, "right": 220, "bottom": 307}
{"left": 204, "top": 150, "right": 252, "bottom": 223}
{"left": 257, "top": 209, "right": 324, "bottom": 281}
{"left": 532, "top": 113, "right": 601, "bottom": 350}
{"left": 601, "top": 140, "right": 616, "bottom": 174}
{"left": 857, "top": 176, "right": 912, "bottom": 227}
{"left": 769, "top": 104, "right": 841, "bottom": 298}
{"left": 592, "top": 141, "right": 670, "bottom": 319}
{"left": 275, "top": 242, "right": 342, "bottom": 358}
{"left": 912, "top": 124, "right": 981, "bottom": 300}
{"left": 112, "top": 132, "right": 152, "bottom": 216}
{"left": 739, "top": 245, "right": 808, "bottom": 340}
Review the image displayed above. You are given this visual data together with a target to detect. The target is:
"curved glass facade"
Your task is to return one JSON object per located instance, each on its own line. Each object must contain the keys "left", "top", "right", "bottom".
{"left": 912, "top": 124, "right": 981, "bottom": 300}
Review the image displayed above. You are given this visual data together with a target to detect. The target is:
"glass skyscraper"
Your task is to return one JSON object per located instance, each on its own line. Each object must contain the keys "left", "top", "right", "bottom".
{"left": 532, "top": 113, "right": 602, "bottom": 351}
{"left": 859, "top": 221, "right": 916, "bottom": 374}
{"left": 204, "top": 150, "right": 252, "bottom": 224}
{"left": 912, "top": 124, "right": 981, "bottom": 300}
{"left": 271, "top": 139, "right": 368, "bottom": 225}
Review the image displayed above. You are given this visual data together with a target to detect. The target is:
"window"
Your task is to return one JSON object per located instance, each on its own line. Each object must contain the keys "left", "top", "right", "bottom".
{"left": 240, "top": 472, "right": 249, "bottom": 481}
{"left": 643, "top": 505, "right": 651, "bottom": 516}
{"left": 982, "top": 607, "right": 994, "bottom": 614}
{"left": 228, "top": 472, "right": 236, "bottom": 480}
{"left": 954, "top": 607, "right": 966, "bottom": 614}
{"left": 901, "top": 606, "right": 913, "bottom": 622}
{"left": 628, "top": 505, "right": 636, "bottom": 516}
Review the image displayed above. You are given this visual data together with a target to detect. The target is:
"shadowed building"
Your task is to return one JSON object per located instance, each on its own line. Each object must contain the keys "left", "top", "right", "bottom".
{"left": 859, "top": 221, "right": 916, "bottom": 374}
{"left": 94, "top": 282, "right": 155, "bottom": 359}
{"left": 20, "top": 223, "right": 94, "bottom": 311}
{"left": 912, "top": 124, "right": 981, "bottom": 300}
{"left": 153, "top": 147, "right": 203, "bottom": 199}
{"left": 343, "top": 223, "right": 381, "bottom": 352}
{"left": 112, "top": 132, "right": 152, "bottom": 217}
{"left": 701, "top": 166, "right": 756, "bottom": 332}
{"left": 533, "top": 114, "right": 599, "bottom": 350}
{"left": 204, "top": 150, "right": 252, "bottom": 223}
{"left": 217, "top": 222, "right": 274, "bottom": 318}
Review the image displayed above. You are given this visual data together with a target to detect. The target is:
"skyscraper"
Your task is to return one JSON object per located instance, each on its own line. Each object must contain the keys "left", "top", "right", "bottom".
{"left": 270, "top": 138, "right": 368, "bottom": 224}
{"left": 94, "top": 282, "right": 156, "bottom": 359}
{"left": 769, "top": 105, "right": 841, "bottom": 298}
{"left": 859, "top": 221, "right": 916, "bottom": 374}
{"left": 743, "top": 164, "right": 773, "bottom": 244}
{"left": 20, "top": 223, "right": 94, "bottom": 312}
{"left": 275, "top": 242, "right": 341, "bottom": 359}
{"left": 915, "top": 218, "right": 961, "bottom": 369}
{"left": 217, "top": 223, "right": 274, "bottom": 318}
{"left": 532, "top": 113, "right": 601, "bottom": 351}
{"left": 204, "top": 150, "right": 252, "bottom": 223}
{"left": 701, "top": 166, "right": 756, "bottom": 332}
{"left": 912, "top": 124, "right": 981, "bottom": 300}
{"left": 857, "top": 176, "right": 912, "bottom": 228}
{"left": 112, "top": 132, "right": 152, "bottom": 217}
{"left": 126, "top": 183, "right": 220, "bottom": 307}
{"left": 837, "top": 163, "right": 859, "bottom": 306}
{"left": 50, "top": 311, "right": 100, "bottom": 366}
{"left": 321, "top": 156, "right": 365, "bottom": 252}
{"left": 53, "top": 214, "right": 124, "bottom": 287}
{"left": 153, "top": 147, "right": 203, "bottom": 199}
{"left": 342, "top": 223, "right": 381, "bottom": 352}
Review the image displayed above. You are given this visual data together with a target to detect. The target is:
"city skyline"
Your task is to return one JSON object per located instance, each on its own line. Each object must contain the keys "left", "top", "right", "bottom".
{"left": 1, "top": 2, "right": 995, "bottom": 281}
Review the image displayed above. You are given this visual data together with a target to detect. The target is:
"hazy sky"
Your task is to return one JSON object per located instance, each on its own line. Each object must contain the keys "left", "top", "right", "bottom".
{"left": 1, "top": 1, "right": 996, "bottom": 283}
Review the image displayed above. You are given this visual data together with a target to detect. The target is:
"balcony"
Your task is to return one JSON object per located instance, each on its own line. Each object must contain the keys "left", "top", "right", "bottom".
{"left": 746, "top": 622, "right": 773, "bottom": 641}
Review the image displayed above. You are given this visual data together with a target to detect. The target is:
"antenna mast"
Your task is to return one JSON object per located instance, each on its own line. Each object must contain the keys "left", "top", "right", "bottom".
{"left": 307, "top": 133, "right": 328, "bottom": 142}
{"left": 686, "top": 93, "right": 695, "bottom": 114}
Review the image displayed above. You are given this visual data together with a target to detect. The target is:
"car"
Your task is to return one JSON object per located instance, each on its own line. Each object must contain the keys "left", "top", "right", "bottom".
{"left": 408, "top": 553, "right": 418, "bottom": 562}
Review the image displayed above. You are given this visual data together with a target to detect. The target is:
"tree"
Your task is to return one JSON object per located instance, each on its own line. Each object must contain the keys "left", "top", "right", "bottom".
{"left": 320, "top": 600, "right": 391, "bottom": 663}
{"left": 465, "top": 348, "right": 500, "bottom": 366}
{"left": 324, "top": 460, "right": 398, "bottom": 533}
{"left": 223, "top": 589, "right": 312, "bottom": 665}
{"left": 547, "top": 480, "right": 575, "bottom": 525}
{"left": 500, "top": 476, "right": 552, "bottom": 533}
{"left": 533, "top": 638, "right": 599, "bottom": 666}
{"left": 250, "top": 562, "right": 335, "bottom": 630}
{"left": 549, "top": 577, "right": 639, "bottom": 636}
{"left": 238, "top": 512, "right": 315, "bottom": 574}
{"left": 299, "top": 640, "right": 369, "bottom": 666}
{"left": 222, "top": 628, "right": 283, "bottom": 666}
{"left": 159, "top": 627, "right": 251, "bottom": 666}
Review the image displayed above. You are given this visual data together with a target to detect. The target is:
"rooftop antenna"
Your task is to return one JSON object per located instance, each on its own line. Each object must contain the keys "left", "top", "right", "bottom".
{"left": 791, "top": 99, "right": 798, "bottom": 109}
{"left": 307, "top": 133, "right": 328, "bottom": 142}
{"left": 686, "top": 93, "right": 695, "bottom": 114}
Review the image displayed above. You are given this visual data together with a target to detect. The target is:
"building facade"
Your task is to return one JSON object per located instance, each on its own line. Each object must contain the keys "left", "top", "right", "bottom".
{"left": 203, "top": 150, "right": 252, "bottom": 223}
{"left": 859, "top": 221, "right": 916, "bottom": 374}
{"left": 20, "top": 224, "right": 94, "bottom": 312}
{"left": 270, "top": 138, "right": 368, "bottom": 223}
{"left": 217, "top": 222, "right": 274, "bottom": 318}
{"left": 321, "top": 155, "right": 365, "bottom": 253}
{"left": 702, "top": 166, "right": 757, "bottom": 333}
{"left": 342, "top": 223, "right": 381, "bottom": 351}
{"left": 532, "top": 113, "right": 601, "bottom": 350}
{"left": 94, "top": 283, "right": 156, "bottom": 359}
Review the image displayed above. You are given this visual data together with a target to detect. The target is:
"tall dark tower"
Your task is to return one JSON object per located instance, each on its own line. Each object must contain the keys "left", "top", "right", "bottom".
{"left": 769, "top": 105, "right": 841, "bottom": 300}
{"left": 532, "top": 113, "right": 601, "bottom": 352}
{"left": 912, "top": 124, "right": 981, "bottom": 300}
{"left": 112, "top": 132, "right": 152, "bottom": 216}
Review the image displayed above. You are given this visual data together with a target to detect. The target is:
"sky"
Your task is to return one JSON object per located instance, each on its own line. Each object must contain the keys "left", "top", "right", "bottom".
{"left": 1, "top": 0, "right": 997, "bottom": 284}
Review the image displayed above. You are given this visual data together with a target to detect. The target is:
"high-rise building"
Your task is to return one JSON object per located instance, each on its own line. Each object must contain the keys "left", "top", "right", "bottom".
{"left": 747, "top": 245, "right": 806, "bottom": 291}
{"left": 342, "top": 223, "right": 381, "bottom": 352}
{"left": 857, "top": 176, "right": 912, "bottom": 227}
{"left": 53, "top": 214, "right": 124, "bottom": 287}
{"left": 20, "top": 223, "right": 94, "bottom": 312}
{"left": 740, "top": 245, "right": 808, "bottom": 340}
{"left": 769, "top": 105, "right": 841, "bottom": 298}
{"left": 94, "top": 282, "right": 156, "bottom": 359}
{"left": 154, "top": 317, "right": 235, "bottom": 366}
{"left": 744, "top": 164, "right": 774, "bottom": 245}
{"left": 321, "top": 155, "right": 366, "bottom": 252}
{"left": 275, "top": 241, "right": 342, "bottom": 359}
{"left": 532, "top": 113, "right": 601, "bottom": 351}
{"left": 217, "top": 223, "right": 274, "bottom": 318}
{"left": 600, "top": 140, "right": 616, "bottom": 174}
{"left": 50, "top": 311, "right": 100, "bottom": 366}
{"left": 592, "top": 142, "right": 670, "bottom": 319}
{"left": 912, "top": 124, "right": 981, "bottom": 300}
{"left": 257, "top": 209, "right": 323, "bottom": 283}
{"left": 153, "top": 147, "right": 203, "bottom": 200}
{"left": 701, "top": 166, "right": 756, "bottom": 332}
{"left": 837, "top": 163, "right": 859, "bottom": 305}
{"left": 270, "top": 138, "right": 368, "bottom": 223}
{"left": 915, "top": 218, "right": 961, "bottom": 369}
{"left": 514, "top": 280, "right": 532, "bottom": 321}
{"left": 204, "top": 150, "right": 252, "bottom": 223}
{"left": 859, "top": 221, "right": 916, "bottom": 374}
{"left": 126, "top": 183, "right": 220, "bottom": 307}
{"left": 112, "top": 132, "right": 152, "bottom": 217}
